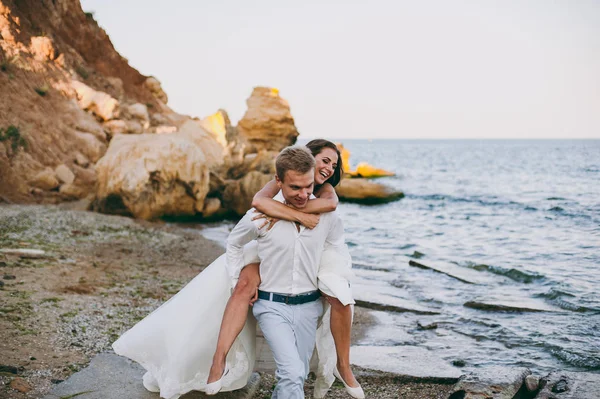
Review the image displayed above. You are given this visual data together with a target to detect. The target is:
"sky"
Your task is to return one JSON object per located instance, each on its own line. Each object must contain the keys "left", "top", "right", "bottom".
{"left": 80, "top": 0, "right": 600, "bottom": 139}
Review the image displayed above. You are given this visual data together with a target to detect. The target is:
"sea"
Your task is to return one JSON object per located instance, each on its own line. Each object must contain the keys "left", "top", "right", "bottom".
{"left": 198, "top": 139, "right": 600, "bottom": 375}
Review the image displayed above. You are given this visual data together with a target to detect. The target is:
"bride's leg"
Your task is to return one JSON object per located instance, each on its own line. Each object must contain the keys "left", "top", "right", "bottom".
{"left": 328, "top": 297, "right": 359, "bottom": 387}
{"left": 207, "top": 262, "right": 261, "bottom": 384}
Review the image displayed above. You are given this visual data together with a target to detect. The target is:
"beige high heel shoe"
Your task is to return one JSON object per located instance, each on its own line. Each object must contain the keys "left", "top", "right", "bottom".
{"left": 205, "top": 363, "right": 229, "bottom": 396}
{"left": 334, "top": 366, "right": 365, "bottom": 398}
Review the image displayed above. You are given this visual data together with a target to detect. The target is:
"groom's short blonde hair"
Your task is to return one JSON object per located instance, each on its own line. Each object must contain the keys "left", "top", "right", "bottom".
{"left": 276, "top": 145, "right": 315, "bottom": 182}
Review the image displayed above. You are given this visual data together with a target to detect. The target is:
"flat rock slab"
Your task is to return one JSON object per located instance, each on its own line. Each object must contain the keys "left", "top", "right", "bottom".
{"left": 43, "top": 353, "right": 260, "bottom": 399}
{"left": 449, "top": 366, "right": 530, "bottom": 399}
{"left": 408, "top": 260, "right": 496, "bottom": 285}
{"left": 350, "top": 345, "right": 462, "bottom": 382}
{"left": 464, "top": 299, "right": 561, "bottom": 313}
{"left": 536, "top": 371, "right": 600, "bottom": 399}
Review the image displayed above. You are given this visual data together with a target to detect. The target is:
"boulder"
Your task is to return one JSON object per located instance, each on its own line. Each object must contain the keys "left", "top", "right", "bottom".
{"left": 178, "top": 120, "right": 226, "bottom": 170}
{"left": 74, "top": 114, "right": 107, "bottom": 141}
{"left": 125, "top": 120, "right": 143, "bottom": 134}
{"left": 103, "top": 120, "right": 127, "bottom": 136}
{"left": 75, "top": 131, "right": 107, "bottom": 162}
{"left": 449, "top": 367, "right": 531, "bottom": 399}
{"left": 30, "top": 36, "right": 56, "bottom": 61}
{"left": 355, "top": 162, "right": 395, "bottom": 178}
{"left": 536, "top": 371, "right": 600, "bottom": 399}
{"left": 71, "top": 80, "right": 120, "bottom": 121}
{"left": 30, "top": 168, "right": 60, "bottom": 190}
{"left": 74, "top": 152, "right": 90, "bottom": 168}
{"left": 55, "top": 164, "right": 75, "bottom": 185}
{"left": 237, "top": 87, "right": 299, "bottom": 152}
{"left": 199, "top": 109, "right": 230, "bottom": 148}
{"left": 227, "top": 150, "right": 277, "bottom": 180}
{"left": 222, "top": 171, "right": 273, "bottom": 216}
{"left": 145, "top": 77, "right": 168, "bottom": 103}
{"left": 525, "top": 374, "right": 540, "bottom": 392}
{"left": 334, "top": 178, "right": 404, "bottom": 204}
{"left": 337, "top": 143, "right": 395, "bottom": 178}
{"left": 127, "top": 103, "right": 150, "bottom": 124}
{"left": 202, "top": 197, "right": 222, "bottom": 218}
{"left": 93, "top": 133, "right": 209, "bottom": 220}
{"left": 59, "top": 183, "right": 86, "bottom": 199}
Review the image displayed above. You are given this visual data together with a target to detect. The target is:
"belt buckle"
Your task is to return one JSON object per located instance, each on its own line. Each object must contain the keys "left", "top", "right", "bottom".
{"left": 285, "top": 295, "right": 289, "bottom": 304}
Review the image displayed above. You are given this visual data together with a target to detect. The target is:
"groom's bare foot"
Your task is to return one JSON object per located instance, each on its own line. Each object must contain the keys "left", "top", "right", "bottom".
{"left": 337, "top": 362, "right": 359, "bottom": 387}
{"left": 207, "top": 359, "right": 226, "bottom": 384}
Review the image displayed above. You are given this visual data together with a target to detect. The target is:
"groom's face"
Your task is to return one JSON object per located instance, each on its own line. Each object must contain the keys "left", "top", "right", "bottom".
{"left": 276, "top": 169, "right": 315, "bottom": 209}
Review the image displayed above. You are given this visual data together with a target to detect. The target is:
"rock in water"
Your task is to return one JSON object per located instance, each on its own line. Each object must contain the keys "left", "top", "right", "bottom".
{"left": 335, "top": 178, "right": 404, "bottom": 204}
{"left": 525, "top": 374, "right": 540, "bottom": 392}
{"left": 449, "top": 367, "right": 530, "bottom": 399}
{"left": 237, "top": 87, "right": 299, "bottom": 152}
{"left": 536, "top": 371, "right": 600, "bottom": 399}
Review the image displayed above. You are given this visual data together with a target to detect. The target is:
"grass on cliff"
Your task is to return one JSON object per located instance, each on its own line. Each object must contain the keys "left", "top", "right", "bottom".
{"left": 0, "top": 125, "right": 27, "bottom": 154}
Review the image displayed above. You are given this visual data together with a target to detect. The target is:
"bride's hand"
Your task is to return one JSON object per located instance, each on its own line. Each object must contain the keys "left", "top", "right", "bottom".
{"left": 252, "top": 212, "right": 280, "bottom": 230}
{"left": 298, "top": 213, "right": 320, "bottom": 229}
{"left": 249, "top": 287, "right": 259, "bottom": 306}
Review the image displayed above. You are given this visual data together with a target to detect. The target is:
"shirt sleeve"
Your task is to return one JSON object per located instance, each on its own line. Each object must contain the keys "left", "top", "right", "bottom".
{"left": 324, "top": 211, "right": 346, "bottom": 252}
{"left": 226, "top": 211, "right": 261, "bottom": 288}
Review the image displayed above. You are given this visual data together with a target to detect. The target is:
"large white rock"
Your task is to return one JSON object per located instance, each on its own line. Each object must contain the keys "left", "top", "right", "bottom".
{"left": 178, "top": 119, "right": 227, "bottom": 170}
{"left": 72, "top": 80, "right": 120, "bottom": 121}
{"left": 93, "top": 133, "right": 210, "bottom": 220}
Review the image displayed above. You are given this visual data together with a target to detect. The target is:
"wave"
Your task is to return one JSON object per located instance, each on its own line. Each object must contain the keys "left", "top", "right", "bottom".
{"left": 550, "top": 347, "right": 600, "bottom": 370}
{"left": 535, "top": 288, "right": 600, "bottom": 313}
{"left": 464, "top": 262, "right": 545, "bottom": 284}
{"left": 410, "top": 193, "right": 524, "bottom": 209}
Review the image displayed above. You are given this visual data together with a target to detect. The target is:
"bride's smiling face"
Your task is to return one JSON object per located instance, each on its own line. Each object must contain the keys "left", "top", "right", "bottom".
{"left": 313, "top": 148, "right": 339, "bottom": 185}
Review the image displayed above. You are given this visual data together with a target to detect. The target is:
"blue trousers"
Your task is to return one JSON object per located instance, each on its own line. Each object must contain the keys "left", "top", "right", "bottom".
{"left": 253, "top": 298, "right": 324, "bottom": 399}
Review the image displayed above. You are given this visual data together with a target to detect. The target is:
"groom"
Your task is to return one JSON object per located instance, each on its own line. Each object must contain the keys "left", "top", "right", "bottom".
{"left": 226, "top": 145, "right": 347, "bottom": 398}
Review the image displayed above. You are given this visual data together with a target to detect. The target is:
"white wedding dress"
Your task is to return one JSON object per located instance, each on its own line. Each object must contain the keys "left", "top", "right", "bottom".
{"left": 112, "top": 240, "right": 354, "bottom": 399}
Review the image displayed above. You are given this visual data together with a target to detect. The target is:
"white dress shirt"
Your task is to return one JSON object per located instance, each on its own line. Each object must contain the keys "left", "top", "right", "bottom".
{"left": 226, "top": 191, "right": 346, "bottom": 295}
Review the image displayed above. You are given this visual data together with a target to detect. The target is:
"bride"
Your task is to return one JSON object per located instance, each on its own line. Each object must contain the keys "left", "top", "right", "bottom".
{"left": 112, "top": 139, "right": 364, "bottom": 399}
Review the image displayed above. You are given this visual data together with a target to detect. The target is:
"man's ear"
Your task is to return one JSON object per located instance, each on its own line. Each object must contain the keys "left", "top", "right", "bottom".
{"left": 275, "top": 174, "right": 283, "bottom": 189}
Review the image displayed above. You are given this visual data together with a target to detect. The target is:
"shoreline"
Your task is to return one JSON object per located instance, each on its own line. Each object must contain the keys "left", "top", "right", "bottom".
{"left": 0, "top": 203, "right": 457, "bottom": 398}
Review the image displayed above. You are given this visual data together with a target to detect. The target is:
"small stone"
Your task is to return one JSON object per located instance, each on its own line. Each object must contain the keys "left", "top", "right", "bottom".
{"left": 51, "top": 378, "right": 64, "bottom": 384}
{"left": 417, "top": 321, "right": 438, "bottom": 330}
{"left": 552, "top": 378, "right": 569, "bottom": 393}
{"left": 0, "top": 365, "right": 19, "bottom": 374}
{"left": 3, "top": 274, "right": 16, "bottom": 280}
{"left": 9, "top": 377, "right": 32, "bottom": 393}
{"left": 525, "top": 374, "right": 540, "bottom": 392}
{"left": 74, "top": 152, "right": 90, "bottom": 168}
{"left": 452, "top": 359, "right": 466, "bottom": 367}
{"left": 55, "top": 164, "right": 75, "bottom": 185}
{"left": 29, "top": 357, "right": 36, "bottom": 361}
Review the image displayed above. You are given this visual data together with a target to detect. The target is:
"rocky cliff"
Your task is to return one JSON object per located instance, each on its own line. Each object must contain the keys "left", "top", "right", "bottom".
{"left": 0, "top": 0, "right": 298, "bottom": 218}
